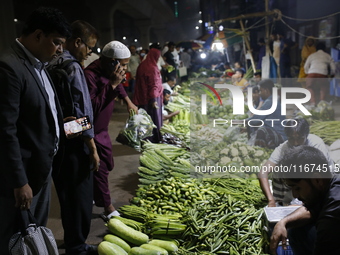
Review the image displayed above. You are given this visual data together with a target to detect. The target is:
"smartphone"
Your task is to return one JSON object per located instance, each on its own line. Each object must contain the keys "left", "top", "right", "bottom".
{"left": 111, "top": 60, "right": 126, "bottom": 83}
{"left": 64, "top": 116, "right": 92, "bottom": 135}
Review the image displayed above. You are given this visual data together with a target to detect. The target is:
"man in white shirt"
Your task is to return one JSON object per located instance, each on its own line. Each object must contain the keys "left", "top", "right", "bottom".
{"left": 258, "top": 118, "right": 334, "bottom": 254}
{"left": 162, "top": 76, "right": 177, "bottom": 101}
{"left": 162, "top": 89, "right": 179, "bottom": 121}
{"left": 304, "top": 42, "right": 336, "bottom": 105}
{"left": 172, "top": 45, "right": 181, "bottom": 66}
{"left": 180, "top": 48, "right": 192, "bottom": 69}
{"left": 127, "top": 45, "right": 141, "bottom": 93}
{"left": 258, "top": 118, "right": 334, "bottom": 207}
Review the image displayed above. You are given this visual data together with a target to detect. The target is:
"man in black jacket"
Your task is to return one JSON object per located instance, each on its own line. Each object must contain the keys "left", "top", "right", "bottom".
{"left": 0, "top": 7, "right": 70, "bottom": 254}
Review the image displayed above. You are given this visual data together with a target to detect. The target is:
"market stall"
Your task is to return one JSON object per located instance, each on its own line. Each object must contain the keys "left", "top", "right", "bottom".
{"left": 103, "top": 72, "right": 340, "bottom": 255}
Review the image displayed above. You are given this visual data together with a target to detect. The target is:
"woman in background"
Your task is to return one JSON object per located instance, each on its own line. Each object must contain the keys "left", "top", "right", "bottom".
{"left": 298, "top": 37, "right": 316, "bottom": 86}
{"left": 133, "top": 48, "right": 163, "bottom": 143}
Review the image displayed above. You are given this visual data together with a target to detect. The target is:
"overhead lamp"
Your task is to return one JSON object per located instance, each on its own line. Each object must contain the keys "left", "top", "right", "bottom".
{"left": 212, "top": 42, "right": 224, "bottom": 50}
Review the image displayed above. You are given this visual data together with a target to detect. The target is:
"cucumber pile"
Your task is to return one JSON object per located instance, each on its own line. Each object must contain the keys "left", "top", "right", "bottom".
{"left": 137, "top": 142, "right": 192, "bottom": 186}
{"left": 98, "top": 218, "right": 180, "bottom": 255}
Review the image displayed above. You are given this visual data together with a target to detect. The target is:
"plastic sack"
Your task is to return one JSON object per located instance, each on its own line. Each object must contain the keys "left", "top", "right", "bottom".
{"left": 310, "top": 100, "right": 335, "bottom": 121}
{"left": 330, "top": 139, "right": 340, "bottom": 165}
{"left": 116, "top": 108, "right": 156, "bottom": 151}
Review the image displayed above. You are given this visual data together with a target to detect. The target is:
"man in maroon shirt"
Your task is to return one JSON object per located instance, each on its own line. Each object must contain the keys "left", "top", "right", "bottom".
{"left": 84, "top": 41, "right": 137, "bottom": 221}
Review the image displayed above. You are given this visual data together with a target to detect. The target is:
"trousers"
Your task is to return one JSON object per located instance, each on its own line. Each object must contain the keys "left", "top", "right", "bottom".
{"left": 53, "top": 139, "right": 93, "bottom": 254}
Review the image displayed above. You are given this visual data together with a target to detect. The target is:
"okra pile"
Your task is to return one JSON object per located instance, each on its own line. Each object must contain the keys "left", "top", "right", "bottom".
{"left": 180, "top": 195, "right": 268, "bottom": 255}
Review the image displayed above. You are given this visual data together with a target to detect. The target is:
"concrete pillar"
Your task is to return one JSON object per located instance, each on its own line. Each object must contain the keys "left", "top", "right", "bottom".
{"left": 93, "top": 8, "right": 115, "bottom": 48}
{"left": 0, "top": 0, "right": 16, "bottom": 53}
{"left": 151, "top": 27, "right": 167, "bottom": 47}
{"left": 135, "top": 20, "right": 151, "bottom": 49}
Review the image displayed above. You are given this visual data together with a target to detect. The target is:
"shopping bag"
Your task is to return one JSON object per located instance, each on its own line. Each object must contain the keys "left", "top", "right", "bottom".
{"left": 116, "top": 108, "right": 156, "bottom": 151}
{"left": 178, "top": 66, "right": 187, "bottom": 77}
{"left": 8, "top": 209, "right": 59, "bottom": 255}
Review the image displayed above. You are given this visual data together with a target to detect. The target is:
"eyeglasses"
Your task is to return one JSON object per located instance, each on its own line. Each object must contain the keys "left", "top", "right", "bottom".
{"left": 81, "top": 38, "right": 93, "bottom": 53}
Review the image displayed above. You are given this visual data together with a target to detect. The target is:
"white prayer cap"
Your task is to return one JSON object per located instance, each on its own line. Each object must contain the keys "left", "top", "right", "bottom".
{"left": 101, "top": 41, "right": 131, "bottom": 59}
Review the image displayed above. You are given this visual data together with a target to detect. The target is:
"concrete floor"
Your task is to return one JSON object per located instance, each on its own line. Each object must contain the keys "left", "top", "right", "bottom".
{"left": 47, "top": 93, "right": 340, "bottom": 254}
{"left": 47, "top": 100, "right": 142, "bottom": 254}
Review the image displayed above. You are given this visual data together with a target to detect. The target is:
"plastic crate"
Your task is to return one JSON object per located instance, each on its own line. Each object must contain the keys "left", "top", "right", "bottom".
{"left": 277, "top": 244, "right": 294, "bottom": 255}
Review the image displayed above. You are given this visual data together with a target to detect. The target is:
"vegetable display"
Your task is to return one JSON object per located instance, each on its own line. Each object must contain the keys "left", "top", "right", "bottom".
{"left": 310, "top": 120, "right": 340, "bottom": 145}
{"left": 180, "top": 196, "right": 267, "bottom": 255}
{"left": 99, "top": 77, "right": 338, "bottom": 254}
{"left": 103, "top": 234, "right": 131, "bottom": 253}
{"left": 137, "top": 142, "right": 192, "bottom": 186}
{"left": 98, "top": 241, "right": 128, "bottom": 255}
{"left": 107, "top": 218, "right": 149, "bottom": 246}
{"left": 296, "top": 100, "right": 335, "bottom": 121}
{"left": 100, "top": 215, "right": 180, "bottom": 255}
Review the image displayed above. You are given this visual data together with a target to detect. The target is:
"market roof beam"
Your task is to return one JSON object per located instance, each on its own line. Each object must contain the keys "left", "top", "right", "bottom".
{"left": 213, "top": 9, "right": 282, "bottom": 25}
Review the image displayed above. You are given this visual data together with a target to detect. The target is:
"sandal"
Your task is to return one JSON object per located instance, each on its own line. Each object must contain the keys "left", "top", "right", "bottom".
{"left": 100, "top": 210, "right": 120, "bottom": 223}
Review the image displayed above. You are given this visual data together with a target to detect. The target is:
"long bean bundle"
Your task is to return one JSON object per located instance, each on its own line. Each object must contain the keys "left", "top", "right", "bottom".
{"left": 179, "top": 195, "right": 269, "bottom": 255}
{"left": 310, "top": 121, "right": 340, "bottom": 145}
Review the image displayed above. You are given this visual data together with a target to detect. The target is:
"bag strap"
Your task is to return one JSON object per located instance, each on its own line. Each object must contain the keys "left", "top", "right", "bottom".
{"left": 59, "top": 58, "right": 79, "bottom": 70}
{"left": 18, "top": 209, "right": 38, "bottom": 236}
{"left": 49, "top": 57, "right": 80, "bottom": 70}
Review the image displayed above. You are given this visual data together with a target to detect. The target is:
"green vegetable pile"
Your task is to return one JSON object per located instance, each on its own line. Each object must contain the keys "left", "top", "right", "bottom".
{"left": 206, "top": 104, "right": 249, "bottom": 120}
{"left": 311, "top": 101, "right": 335, "bottom": 121}
{"left": 296, "top": 100, "right": 335, "bottom": 121}
{"left": 191, "top": 127, "right": 272, "bottom": 178}
{"left": 310, "top": 121, "right": 340, "bottom": 145}
{"left": 128, "top": 174, "right": 268, "bottom": 254}
{"left": 138, "top": 142, "right": 191, "bottom": 186}
{"left": 167, "top": 65, "right": 175, "bottom": 73}
{"left": 98, "top": 216, "right": 181, "bottom": 255}
{"left": 180, "top": 196, "right": 267, "bottom": 255}
{"left": 189, "top": 68, "right": 223, "bottom": 79}
{"left": 132, "top": 177, "right": 216, "bottom": 215}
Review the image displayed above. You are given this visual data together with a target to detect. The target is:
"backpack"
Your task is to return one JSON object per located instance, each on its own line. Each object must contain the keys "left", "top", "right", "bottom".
{"left": 47, "top": 58, "right": 80, "bottom": 117}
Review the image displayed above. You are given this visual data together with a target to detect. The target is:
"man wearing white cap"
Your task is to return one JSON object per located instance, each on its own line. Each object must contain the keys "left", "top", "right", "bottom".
{"left": 84, "top": 41, "right": 137, "bottom": 221}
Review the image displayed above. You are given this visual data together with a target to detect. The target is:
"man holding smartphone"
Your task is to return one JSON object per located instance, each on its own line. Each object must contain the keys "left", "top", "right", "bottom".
{"left": 48, "top": 20, "right": 100, "bottom": 255}
{"left": 84, "top": 40, "right": 138, "bottom": 222}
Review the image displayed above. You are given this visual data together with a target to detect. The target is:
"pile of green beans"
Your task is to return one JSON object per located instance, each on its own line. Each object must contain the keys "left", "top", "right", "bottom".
{"left": 203, "top": 178, "right": 267, "bottom": 209}
{"left": 310, "top": 121, "right": 340, "bottom": 145}
{"left": 179, "top": 195, "right": 269, "bottom": 255}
